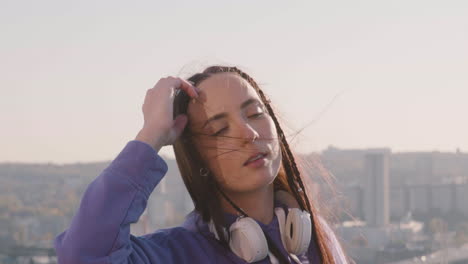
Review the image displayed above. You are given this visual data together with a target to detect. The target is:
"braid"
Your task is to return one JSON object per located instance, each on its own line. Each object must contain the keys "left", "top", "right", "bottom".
{"left": 230, "top": 66, "right": 336, "bottom": 264}
{"left": 228, "top": 66, "right": 309, "bottom": 209}
{"left": 278, "top": 130, "right": 334, "bottom": 263}
{"left": 181, "top": 65, "right": 338, "bottom": 263}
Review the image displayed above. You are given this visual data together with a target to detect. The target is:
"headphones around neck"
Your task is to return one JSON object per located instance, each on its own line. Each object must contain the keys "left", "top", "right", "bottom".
{"left": 208, "top": 191, "right": 312, "bottom": 263}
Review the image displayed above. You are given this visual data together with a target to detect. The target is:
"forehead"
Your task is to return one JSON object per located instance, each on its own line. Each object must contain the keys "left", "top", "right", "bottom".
{"left": 187, "top": 72, "right": 260, "bottom": 126}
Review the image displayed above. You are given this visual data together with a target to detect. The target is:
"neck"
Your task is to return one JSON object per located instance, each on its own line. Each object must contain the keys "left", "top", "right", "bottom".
{"left": 219, "top": 184, "right": 275, "bottom": 225}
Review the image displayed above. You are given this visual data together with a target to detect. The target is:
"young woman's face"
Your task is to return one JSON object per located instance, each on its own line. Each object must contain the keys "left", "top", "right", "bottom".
{"left": 187, "top": 73, "right": 282, "bottom": 194}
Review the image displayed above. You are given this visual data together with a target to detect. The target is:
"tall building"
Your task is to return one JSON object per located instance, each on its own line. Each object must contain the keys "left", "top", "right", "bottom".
{"left": 364, "top": 149, "right": 391, "bottom": 227}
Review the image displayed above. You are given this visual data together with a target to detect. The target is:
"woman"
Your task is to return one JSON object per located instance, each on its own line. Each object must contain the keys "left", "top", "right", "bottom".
{"left": 54, "top": 65, "right": 350, "bottom": 263}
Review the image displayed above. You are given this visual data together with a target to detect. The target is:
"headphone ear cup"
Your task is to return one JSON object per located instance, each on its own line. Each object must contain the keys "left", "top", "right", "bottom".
{"left": 229, "top": 217, "right": 269, "bottom": 263}
{"left": 284, "top": 208, "right": 312, "bottom": 255}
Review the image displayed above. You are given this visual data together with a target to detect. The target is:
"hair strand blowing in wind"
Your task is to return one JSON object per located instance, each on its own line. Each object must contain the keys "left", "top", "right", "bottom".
{"left": 173, "top": 65, "right": 339, "bottom": 263}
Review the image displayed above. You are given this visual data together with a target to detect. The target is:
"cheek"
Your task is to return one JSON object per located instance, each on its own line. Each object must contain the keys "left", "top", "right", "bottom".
{"left": 196, "top": 138, "right": 238, "bottom": 164}
{"left": 211, "top": 149, "right": 245, "bottom": 182}
{"left": 265, "top": 117, "right": 282, "bottom": 178}
{"left": 194, "top": 139, "right": 240, "bottom": 183}
{"left": 263, "top": 115, "right": 278, "bottom": 138}
{"left": 271, "top": 147, "right": 282, "bottom": 177}
{"left": 212, "top": 160, "right": 239, "bottom": 186}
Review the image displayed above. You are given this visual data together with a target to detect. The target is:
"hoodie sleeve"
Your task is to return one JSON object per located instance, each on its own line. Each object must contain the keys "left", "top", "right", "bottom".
{"left": 54, "top": 140, "right": 169, "bottom": 264}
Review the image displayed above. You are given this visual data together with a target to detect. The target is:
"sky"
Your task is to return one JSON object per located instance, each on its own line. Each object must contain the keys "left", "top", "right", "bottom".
{"left": 1, "top": 0, "right": 467, "bottom": 164}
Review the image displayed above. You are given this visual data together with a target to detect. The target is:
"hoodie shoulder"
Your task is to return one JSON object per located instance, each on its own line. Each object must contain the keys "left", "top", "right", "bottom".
{"left": 180, "top": 211, "right": 208, "bottom": 232}
{"left": 141, "top": 211, "right": 210, "bottom": 244}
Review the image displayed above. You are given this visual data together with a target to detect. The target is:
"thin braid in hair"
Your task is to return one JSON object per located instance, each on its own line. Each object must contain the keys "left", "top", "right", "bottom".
{"left": 180, "top": 65, "right": 338, "bottom": 263}
{"left": 231, "top": 67, "right": 336, "bottom": 263}
{"left": 230, "top": 66, "right": 309, "bottom": 210}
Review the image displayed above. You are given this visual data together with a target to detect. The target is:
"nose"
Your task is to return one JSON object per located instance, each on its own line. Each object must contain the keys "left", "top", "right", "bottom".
{"left": 237, "top": 121, "right": 259, "bottom": 144}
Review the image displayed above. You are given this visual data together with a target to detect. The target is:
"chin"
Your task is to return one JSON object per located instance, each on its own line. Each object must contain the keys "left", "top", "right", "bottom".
{"left": 233, "top": 169, "right": 278, "bottom": 193}
{"left": 223, "top": 157, "right": 282, "bottom": 193}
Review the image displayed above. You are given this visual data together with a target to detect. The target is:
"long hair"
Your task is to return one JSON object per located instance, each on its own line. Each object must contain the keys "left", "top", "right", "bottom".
{"left": 172, "top": 65, "right": 338, "bottom": 263}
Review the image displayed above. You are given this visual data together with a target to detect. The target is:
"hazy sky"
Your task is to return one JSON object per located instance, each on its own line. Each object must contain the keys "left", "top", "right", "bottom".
{"left": 1, "top": 0, "right": 467, "bottom": 164}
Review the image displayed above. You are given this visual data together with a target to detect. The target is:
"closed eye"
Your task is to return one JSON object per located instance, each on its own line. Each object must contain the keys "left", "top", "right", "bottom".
{"left": 212, "top": 127, "right": 228, "bottom": 136}
{"left": 249, "top": 112, "right": 264, "bottom": 119}
{"left": 212, "top": 113, "right": 264, "bottom": 136}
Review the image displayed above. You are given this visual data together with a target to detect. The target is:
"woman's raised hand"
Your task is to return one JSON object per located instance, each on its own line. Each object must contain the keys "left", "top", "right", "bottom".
{"left": 135, "top": 76, "right": 199, "bottom": 152}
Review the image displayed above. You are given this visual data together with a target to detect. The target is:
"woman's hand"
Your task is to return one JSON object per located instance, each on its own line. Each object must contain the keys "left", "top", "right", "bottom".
{"left": 135, "top": 76, "right": 199, "bottom": 152}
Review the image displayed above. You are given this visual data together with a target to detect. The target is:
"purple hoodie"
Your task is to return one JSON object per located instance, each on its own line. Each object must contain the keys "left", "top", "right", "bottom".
{"left": 54, "top": 140, "right": 348, "bottom": 264}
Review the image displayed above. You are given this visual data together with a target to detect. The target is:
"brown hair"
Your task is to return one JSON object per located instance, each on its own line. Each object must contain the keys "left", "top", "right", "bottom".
{"left": 173, "top": 65, "right": 339, "bottom": 263}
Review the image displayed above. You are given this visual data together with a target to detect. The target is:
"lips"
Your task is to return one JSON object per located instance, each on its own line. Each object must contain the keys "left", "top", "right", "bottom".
{"left": 243, "top": 151, "right": 268, "bottom": 166}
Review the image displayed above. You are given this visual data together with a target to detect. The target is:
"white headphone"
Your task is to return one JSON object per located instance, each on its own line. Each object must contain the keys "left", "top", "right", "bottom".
{"left": 208, "top": 191, "right": 312, "bottom": 263}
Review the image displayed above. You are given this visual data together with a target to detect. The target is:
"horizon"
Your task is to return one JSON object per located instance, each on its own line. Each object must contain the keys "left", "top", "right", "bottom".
{"left": 2, "top": 144, "right": 466, "bottom": 165}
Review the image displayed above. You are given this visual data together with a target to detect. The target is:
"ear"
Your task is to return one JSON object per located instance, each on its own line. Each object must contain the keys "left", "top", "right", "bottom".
{"left": 274, "top": 190, "right": 300, "bottom": 208}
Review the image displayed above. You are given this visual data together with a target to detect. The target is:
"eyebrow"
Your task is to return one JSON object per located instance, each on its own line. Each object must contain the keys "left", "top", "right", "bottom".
{"left": 201, "top": 98, "right": 259, "bottom": 129}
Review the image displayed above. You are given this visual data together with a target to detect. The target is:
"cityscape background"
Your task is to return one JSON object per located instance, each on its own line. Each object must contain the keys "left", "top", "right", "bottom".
{"left": 1, "top": 0, "right": 467, "bottom": 263}
{"left": 2, "top": 147, "right": 468, "bottom": 263}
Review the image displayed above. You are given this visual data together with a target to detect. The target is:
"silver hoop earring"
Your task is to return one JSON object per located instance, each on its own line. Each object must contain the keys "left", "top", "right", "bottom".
{"left": 200, "top": 167, "right": 210, "bottom": 177}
